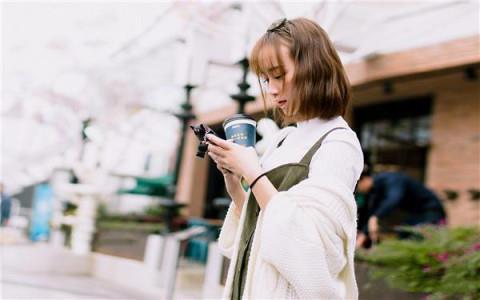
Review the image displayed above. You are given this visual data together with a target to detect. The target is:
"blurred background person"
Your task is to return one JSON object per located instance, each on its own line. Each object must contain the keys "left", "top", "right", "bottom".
{"left": 1, "top": 183, "right": 13, "bottom": 226}
{"left": 356, "top": 169, "right": 446, "bottom": 248}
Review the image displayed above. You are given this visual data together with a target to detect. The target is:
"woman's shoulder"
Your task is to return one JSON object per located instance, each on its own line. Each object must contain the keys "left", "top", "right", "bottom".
{"left": 324, "top": 127, "right": 360, "bottom": 144}
{"left": 322, "top": 117, "right": 362, "bottom": 149}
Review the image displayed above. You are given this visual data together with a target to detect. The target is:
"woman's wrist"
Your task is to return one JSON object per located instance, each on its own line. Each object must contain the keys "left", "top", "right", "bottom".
{"left": 231, "top": 187, "right": 246, "bottom": 201}
{"left": 244, "top": 168, "right": 264, "bottom": 186}
{"left": 249, "top": 173, "right": 266, "bottom": 189}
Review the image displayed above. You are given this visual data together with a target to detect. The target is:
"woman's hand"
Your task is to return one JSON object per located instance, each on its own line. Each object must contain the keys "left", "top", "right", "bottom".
{"left": 207, "top": 134, "right": 278, "bottom": 211}
{"left": 218, "top": 163, "right": 244, "bottom": 202}
{"left": 206, "top": 134, "right": 263, "bottom": 185}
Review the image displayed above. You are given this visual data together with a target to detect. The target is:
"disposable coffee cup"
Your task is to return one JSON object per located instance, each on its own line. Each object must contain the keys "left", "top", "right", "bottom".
{"left": 222, "top": 114, "right": 256, "bottom": 147}
{"left": 222, "top": 114, "right": 257, "bottom": 191}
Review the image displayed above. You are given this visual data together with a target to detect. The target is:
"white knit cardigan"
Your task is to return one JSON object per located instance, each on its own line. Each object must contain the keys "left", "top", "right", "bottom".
{"left": 218, "top": 116, "right": 363, "bottom": 300}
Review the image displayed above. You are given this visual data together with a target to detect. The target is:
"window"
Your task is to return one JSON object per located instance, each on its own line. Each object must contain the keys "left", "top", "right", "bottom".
{"left": 354, "top": 96, "right": 433, "bottom": 181}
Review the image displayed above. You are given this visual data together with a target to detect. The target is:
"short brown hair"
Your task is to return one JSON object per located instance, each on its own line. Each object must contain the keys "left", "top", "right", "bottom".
{"left": 250, "top": 18, "right": 351, "bottom": 125}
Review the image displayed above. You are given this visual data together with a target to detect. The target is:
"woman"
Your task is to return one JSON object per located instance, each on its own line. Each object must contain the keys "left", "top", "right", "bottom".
{"left": 207, "top": 18, "right": 363, "bottom": 299}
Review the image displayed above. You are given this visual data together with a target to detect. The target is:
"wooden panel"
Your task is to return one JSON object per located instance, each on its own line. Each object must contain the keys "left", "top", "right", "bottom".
{"left": 346, "top": 35, "right": 480, "bottom": 87}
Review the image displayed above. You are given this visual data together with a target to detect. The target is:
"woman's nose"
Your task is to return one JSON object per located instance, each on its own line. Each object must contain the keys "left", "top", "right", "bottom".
{"left": 268, "top": 82, "right": 279, "bottom": 95}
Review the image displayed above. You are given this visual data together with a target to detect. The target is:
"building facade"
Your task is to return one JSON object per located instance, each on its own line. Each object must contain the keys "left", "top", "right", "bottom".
{"left": 176, "top": 36, "right": 480, "bottom": 226}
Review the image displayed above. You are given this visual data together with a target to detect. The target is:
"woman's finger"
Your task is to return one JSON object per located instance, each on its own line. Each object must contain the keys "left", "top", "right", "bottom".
{"left": 214, "top": 157, "right": 229, "bottom": 170}
{"left": 207, "top": 134, "right": 232, "bottom": 150}
{"left": 208, "top": 151, "right": 229, "bottom": 169}
{"left": 208, "top": 144, "right": 226, "bottom": 157}
{"left": 208, "top": 152, "right": 222, "bottom": 165}
{"left": 220, "top": 167, "right": 231, "bottom": 175}
{"left": 217, "top": 164, "right": 225, "bottom": 173}
{"left": 221, "top": 165, "right": 233, "bottom": 172}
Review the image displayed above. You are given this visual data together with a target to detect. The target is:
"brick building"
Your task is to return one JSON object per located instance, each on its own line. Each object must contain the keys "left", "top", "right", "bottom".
{"left": 176, "top": 36, "right": 480, "bottom": 226}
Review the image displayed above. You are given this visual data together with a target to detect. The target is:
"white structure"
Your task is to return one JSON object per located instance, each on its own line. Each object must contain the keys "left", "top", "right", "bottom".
{"left": 55, "top": 183, "right": 100, "bottom": 255}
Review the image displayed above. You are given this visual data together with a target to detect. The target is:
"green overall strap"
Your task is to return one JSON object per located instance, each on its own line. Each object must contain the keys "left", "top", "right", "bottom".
{"left": 299, "top": 127, "right": 346, "bottom": 166}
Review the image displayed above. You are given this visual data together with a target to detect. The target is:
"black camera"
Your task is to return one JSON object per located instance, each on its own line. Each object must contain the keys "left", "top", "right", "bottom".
{"left": 190, "top": 124, "right": 217, "bottom": 158}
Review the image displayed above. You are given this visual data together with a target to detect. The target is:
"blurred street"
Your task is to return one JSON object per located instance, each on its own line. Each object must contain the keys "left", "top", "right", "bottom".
{"left": 1, "top": 228, "right": 205, "bottom": 300}
{"left": 2, "top": 269, "right": 151, "bottom": 299}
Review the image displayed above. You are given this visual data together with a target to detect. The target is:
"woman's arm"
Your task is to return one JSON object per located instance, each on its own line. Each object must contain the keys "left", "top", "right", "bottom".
{"left": 221, "top": 170, "right": 247, "bottom": 217}
{"left": 247, "top": 175, "right": 278, "bottom": 210}
{"left": 229, "top": 187, "right": 246, "bottom": 217}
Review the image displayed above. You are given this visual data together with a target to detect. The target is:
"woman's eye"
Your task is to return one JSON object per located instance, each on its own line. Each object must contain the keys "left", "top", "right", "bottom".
{"left": 274, "top": 74, "right": 284, "bottom": 80}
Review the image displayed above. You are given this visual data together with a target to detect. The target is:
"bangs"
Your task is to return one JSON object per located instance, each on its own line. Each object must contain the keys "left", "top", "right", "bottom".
{"left": 250, "top": 36, "right": 286, "bottom": 77}
{"left": 249, "top": 33, "right": 292, "bottom": 125}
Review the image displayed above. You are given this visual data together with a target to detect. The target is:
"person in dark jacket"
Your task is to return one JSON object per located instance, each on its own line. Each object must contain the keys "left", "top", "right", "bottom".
{"left": 355, "top": 171, "right": 446, "bottom": 248}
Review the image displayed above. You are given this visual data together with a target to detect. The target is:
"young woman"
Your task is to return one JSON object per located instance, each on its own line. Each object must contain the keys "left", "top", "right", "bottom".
{"left": 207, "top": 18, "right": 363, "bottom": 299}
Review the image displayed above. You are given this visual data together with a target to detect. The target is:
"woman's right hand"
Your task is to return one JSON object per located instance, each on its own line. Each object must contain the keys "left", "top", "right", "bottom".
{"left": 208, "top": 151, "right": 246, "bottom": 216}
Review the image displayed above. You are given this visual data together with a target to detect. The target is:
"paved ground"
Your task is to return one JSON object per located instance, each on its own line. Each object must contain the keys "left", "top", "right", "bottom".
{"left": 1, "top": 257, "right": 205, "bottom": 300}
{"left": 1, "top": 269, "right": 153, "bottom": 299}
{"left": 0, "top": 227, "right": 206, "bottom": 300}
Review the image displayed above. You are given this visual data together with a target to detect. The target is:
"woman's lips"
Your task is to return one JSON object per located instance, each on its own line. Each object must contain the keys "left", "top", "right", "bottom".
{"left": 278, "top": 100, "right": 287, "bottom": 109}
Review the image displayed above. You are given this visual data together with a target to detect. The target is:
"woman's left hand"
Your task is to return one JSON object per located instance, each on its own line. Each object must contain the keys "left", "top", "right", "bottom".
{"left": 207, "top": 134, "right": 263, "bottom": 184}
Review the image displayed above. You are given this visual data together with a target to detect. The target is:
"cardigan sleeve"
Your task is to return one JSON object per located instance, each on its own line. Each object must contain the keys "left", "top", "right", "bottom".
{"left": 217, "top": 202, "right": 241, "bottom": 259}
{"left": 258, "top": 130, "right": 363, "bottom": 299}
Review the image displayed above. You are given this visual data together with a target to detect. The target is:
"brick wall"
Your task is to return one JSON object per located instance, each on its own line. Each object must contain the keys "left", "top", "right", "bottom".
{"left": 352, "top": 70, "right": 480, "bottom": 227}
{"left": 427, "top": 77, "right": 480, "bottom": 226}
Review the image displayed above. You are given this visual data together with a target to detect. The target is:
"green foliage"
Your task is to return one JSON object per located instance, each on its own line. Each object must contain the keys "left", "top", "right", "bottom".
{"left": 356, "top": 226, "right": 480, "bottom": 299}
{"left": 96, "top": 221, "right": 165, "bottom": 233}
{"left": 144, "top": 204, "right": 181, "bottom": 218}
{"left": 143, "top": 204, "right": 164, "bottom": 217}
{"left": 63, "top": 201, "right": 78, "bottom": 215}
{"left": 96, "top": 202, "right": 108, "bottom": 218}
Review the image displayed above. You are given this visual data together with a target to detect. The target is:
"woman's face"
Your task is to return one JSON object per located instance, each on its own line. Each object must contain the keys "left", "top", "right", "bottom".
{"left": 260, "top": 45, "right": 295, "bottom": 114}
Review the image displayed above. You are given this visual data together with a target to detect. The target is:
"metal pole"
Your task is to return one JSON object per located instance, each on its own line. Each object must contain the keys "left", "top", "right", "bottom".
{"left": 172, "top": 84, "right": 196, "bottom": 196}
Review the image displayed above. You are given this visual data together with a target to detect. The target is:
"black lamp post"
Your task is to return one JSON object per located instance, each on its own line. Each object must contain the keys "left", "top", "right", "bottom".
{"left": 230, "top": 58, "right": 255, "bottom": 114}
{"left": 172, "top": 84, "right": 197, "bottom": 195}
